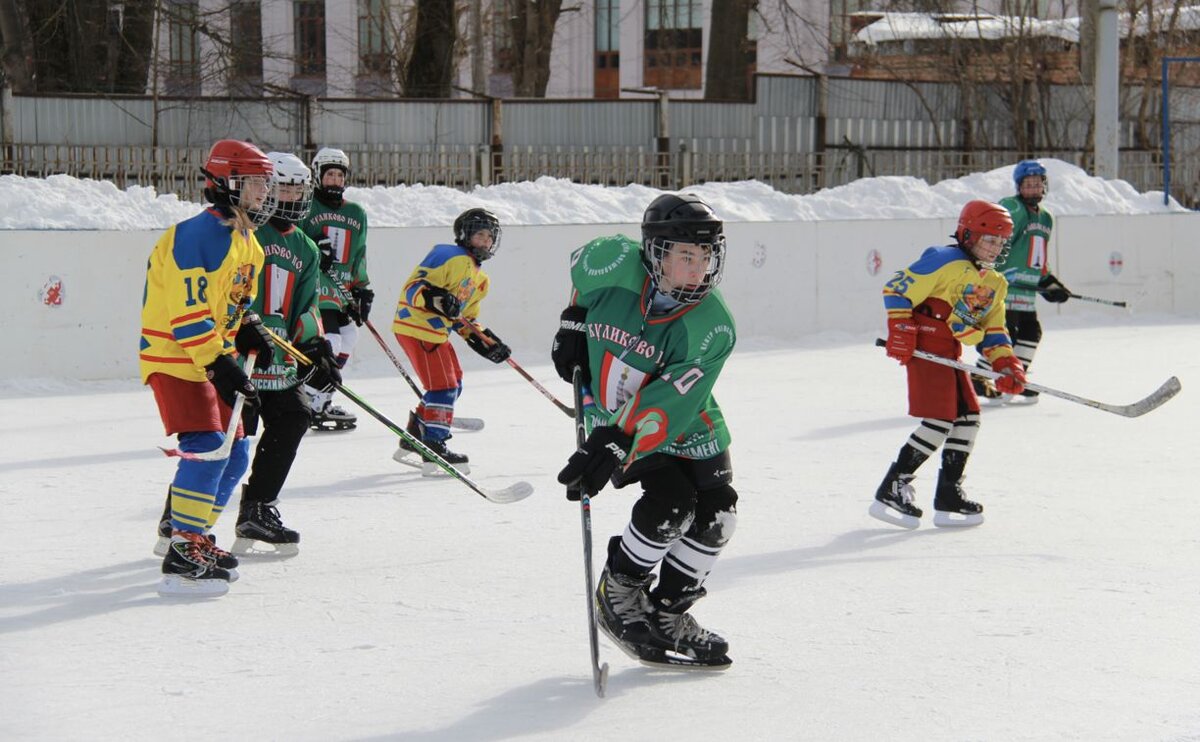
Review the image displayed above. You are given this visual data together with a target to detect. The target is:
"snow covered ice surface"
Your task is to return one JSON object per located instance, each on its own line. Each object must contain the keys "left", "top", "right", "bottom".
{"left": 1, "top": 315, "right": 1198, "bottom": 740}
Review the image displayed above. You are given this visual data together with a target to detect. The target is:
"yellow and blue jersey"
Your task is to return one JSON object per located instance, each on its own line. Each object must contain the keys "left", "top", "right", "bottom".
{"left": 392, "top": 244, "right": 490, "bottom": 343}
{"left": 139, "top": 209, "right": 264, "bottom": 383}
{"left": 883, "top": 245, "right": 1016, "bottom": 363}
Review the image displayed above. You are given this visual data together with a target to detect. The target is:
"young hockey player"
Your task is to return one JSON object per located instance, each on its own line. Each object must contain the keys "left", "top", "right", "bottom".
{"left": 873, "top": 199, "right": 1026, "bottom": 530}
{"left": 973, "top": 159, "right": 1070, "bottom": 403}
{"left": 301, "top": 147, "right": 373, "bottom": 431}
{"left": 141, "top": 139, "right": 276, "bottom": 596}
{"left": 552, "top": 193, "right": 736, "bottom": 669}
{"left": 391, "top": 208, "right": 511, "bottom": 474}
{"left": 232, "top": 152, "right": 341, "bottom": 556}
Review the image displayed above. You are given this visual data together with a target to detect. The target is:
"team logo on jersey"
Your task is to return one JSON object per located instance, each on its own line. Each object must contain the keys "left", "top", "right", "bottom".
{"left": 951, "top": 283, "right": 995, "bottom": 330}
{"left": 229, "top": 263, "right": 256, "bottom": 306}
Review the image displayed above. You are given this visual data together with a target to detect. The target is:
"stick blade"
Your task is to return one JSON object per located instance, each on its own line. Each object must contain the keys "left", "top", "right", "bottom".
{"left": 450, "top": 416, "right": 486, "bottom": 431}
{"left": 484, "top": 481, "right": 534, "bottom": 504}
{"left": 1115, "top": 375, "right": 1182, "bottom": 418}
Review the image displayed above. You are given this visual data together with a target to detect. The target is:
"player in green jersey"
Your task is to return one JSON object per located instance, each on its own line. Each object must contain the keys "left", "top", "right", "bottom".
{"left": 552, "top": 193, "right": 736, "bottom": 669}
{"left": 973, "top": 159, "right": 1070, "bottom": 404}
{"left": 301, "top": 147, "right": 373, "bottom": 430}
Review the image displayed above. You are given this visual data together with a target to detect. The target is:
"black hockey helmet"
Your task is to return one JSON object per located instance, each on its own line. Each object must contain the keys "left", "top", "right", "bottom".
{"left": 640, "top": 193, "right": 726, "bottom": 304}
{"left": 454, "top": 207, "right": 502, "bottom": 261}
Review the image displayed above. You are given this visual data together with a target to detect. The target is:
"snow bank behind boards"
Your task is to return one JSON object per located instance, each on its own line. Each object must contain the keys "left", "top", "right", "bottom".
{"left": 6, "top": 213, "right": 1199, "bottom": 380}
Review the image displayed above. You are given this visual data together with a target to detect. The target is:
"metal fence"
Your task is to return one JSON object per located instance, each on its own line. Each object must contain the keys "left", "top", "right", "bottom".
{"left": 3, "top": 74, "right": 1199, "bottom": 204}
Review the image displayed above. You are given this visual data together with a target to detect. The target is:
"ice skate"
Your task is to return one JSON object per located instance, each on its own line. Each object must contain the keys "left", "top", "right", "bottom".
{"left": 233, "top": 499, "right": 300, "bottom": 557}
{"left": 158, "top": 531, "right": 234, "bottom": 597}
{"left": 1006, "top": 389, "right": 1040, "bottom": 406}
{"left": 973, "top": 376, "right": 1006, "bottom": 406}
{"left": 393, "top": 421, "right": 470, "bottom": 476}
{"left": 595, "top": 566, "right": 655, "bottom": 658}
{"left": 641, "top": 588, "right": 732, "bottom": 670}
{"left": 869, "top": 462, "right": 922, "bottom": 529}
{"left": 310, "top": 401, "right": 356, "bottom": 431}
{"left": 932, "top": 472, "right": 984, "bottom": 528}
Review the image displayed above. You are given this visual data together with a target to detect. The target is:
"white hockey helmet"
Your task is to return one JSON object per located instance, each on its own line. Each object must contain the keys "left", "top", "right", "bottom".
{"left": 311, "top": 147, "right": 350, "bottom": 204}
{"left": 267, "top": 152, "right": 313, "bottom": 224}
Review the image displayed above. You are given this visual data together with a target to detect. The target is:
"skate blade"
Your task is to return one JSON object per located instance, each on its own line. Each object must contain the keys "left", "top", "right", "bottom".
{"left": 598, "top": 620, "right": 730, "bottom": 670}
{"left": 157, "top": 574, "right": 229, "bottom": 597}
{"left": 310, "top": 421, "right": 357, "bottom": 432}
{"left": 868, "top": 501, "right": 920, "bottom": 530}
{"left": 421, "top": 460, "right": 469, "bottom": 477}
{"left": 153, "top": 536, "right": 170, "bottom": 557}
{"left": 231, "top": 537, "right": 300, "bottom": 558}
{"left": 932, "top": 510, "right": 984, "bottom": 528}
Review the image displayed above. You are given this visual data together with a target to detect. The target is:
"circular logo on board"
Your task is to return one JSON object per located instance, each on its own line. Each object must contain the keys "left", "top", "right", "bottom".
{"left": 752, "top": 241, "right": 767, "bottom": 268}
{"left": 1108, "top": 251, "right": 1124, "bottom": 276}
{"left": 866, "top": 249, "right": 882, "bottom": 276}
{"left": 40, "top": 276, "right": 64, "bottom": 307}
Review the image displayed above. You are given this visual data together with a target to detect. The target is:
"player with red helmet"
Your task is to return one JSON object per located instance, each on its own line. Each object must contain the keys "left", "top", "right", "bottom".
{"left": 141, "top": 139, "right": 279, "bottom": 595}
{"left": 871, "top": 199, "right": 1025, "bottom": 529}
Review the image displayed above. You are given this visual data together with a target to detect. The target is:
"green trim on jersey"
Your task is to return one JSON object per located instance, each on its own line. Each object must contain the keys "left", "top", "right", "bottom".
{"left": 997, "top": 196, "right": 1054, "bottom": 312}
{"left": 302, "top": 199, "right": 370, "bottom": 311}
{"left": 569, "top": 235, "right": 735, "bottom": 462}
{"left": 249, "top": 223, "right": 323, "bottom": 391}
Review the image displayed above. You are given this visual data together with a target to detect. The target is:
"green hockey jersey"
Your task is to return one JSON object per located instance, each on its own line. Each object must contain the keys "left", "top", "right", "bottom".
{"left": 569, "top": 235, "right": 735, "bottom": 463}
{"left": 302, "top": 198, "right": 370, "bottom": 312}
{"left": 249, "top": 222, "right": 323, "bottom": 391}
{"left": 997, "top": 196, "right": 1054, "bottom": 312}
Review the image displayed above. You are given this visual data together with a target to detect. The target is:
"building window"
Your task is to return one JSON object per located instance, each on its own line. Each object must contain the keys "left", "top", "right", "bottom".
{"left": 595, "top": 0, "right": 620, "bottom": 98}
{"left": 644, "top": 0, "right": 703, "bottom": 89}
{"left": 358, "top": 0, "right": 391, "bottom": 76}
{"left": 166, "top": 0, "right": 200, "bottom": 85}
{"left": 230, "top": 1, "right": 263, "bottom": 93}
{"left": 294, "top": 0, "right": 326, "bottom": 77}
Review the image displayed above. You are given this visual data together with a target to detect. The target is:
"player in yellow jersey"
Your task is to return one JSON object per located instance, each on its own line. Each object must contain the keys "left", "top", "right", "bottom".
{"left": 872, "top": 200, "right": 1026, "bottom": 530}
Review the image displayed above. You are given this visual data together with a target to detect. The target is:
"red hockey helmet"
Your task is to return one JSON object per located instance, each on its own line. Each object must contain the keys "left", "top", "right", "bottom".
{"left": 955, "top": 200, "right": 1013, "bottom": 247}
{"left": 202, "top": 139, "right": 276, "bottom": 226}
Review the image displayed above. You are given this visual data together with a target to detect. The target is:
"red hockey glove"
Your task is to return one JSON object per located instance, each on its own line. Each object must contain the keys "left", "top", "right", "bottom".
{"left": 991, "top": 355, "right": 1027, "bottom": 395}
{"left": 885, "top": 318, "right": 918, "bottom": 365}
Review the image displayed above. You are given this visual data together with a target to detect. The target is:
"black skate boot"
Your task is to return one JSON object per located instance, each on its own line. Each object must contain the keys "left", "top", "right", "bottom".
{"left": 869, "top": 461, "right": 922, "bottom": 529}
{"left": 233, "top": 497, "right": 301, "bottom": 557}
{"left": 200, "top": 534, "right": 240, "bottom": 575}
{"left": 153, "top": 489, "right": 172, "bottom": 556}
{"left": 933, "top": 468, "right": 984, "bottom": 528}
{"left": 595, "top": 565, "right": 655, "bottom": 657}
{"left": 644, "top": 588, "right": 732, "bottom": 669}
{"left": 397, "top": 435, "right": 470, "bottom": 476}
{"left": 311, "top": 401, "right": 357, "bottom": 431}
{"left": 158, "top": 531, "right": 234, "bottom": 597}
{"left": 972, "top": 376, "right": 1005, "bottom": 403}
{"left": 394, "top": 411, "right": 424, "bottom": 459}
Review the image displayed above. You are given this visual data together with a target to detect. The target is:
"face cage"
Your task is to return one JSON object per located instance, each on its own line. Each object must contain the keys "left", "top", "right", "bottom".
{"left": 230, "top": 175, "right": 277, "bottom": 227}
{"left": 645, "top": 235, "right": 726, "bottom": 305}
{"left": 462, "top": 219, "right": 502, "bottom": 260}
{"left": 271, "top": 181, "right": 314, "bottom": 223}
{"left": 968, "top": 234, "right": 1008, "bottom": 271}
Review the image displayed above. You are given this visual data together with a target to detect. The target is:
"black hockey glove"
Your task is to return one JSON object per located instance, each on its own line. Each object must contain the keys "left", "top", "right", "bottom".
{"left": 206, "top": 353, "right": 258, "bottom": 408}
{"left": 558, "top": 426, "right": 633, "bottom": 499}
{"left": 465, "top": 328, "right": 511, "bottom": 364}
{"left": 347, "top": 286, "right": 374, "bottom": 326}
{"left": 552, "top": 305, "right": 589, "bottom": 384}
{"left": 234, "top": 313, "right": 275, "bottom": 370}
{"left": 1038, "top": 273, "right": 1070, "bottom": 303}
{"left": 421, "top": 285, "right": 462, "bottom": 319}
{"left": 296, "top": 336, "right": 342, "bottom": 392}
{"left": 317, "top": 236, "right": 335, "bottom": 271}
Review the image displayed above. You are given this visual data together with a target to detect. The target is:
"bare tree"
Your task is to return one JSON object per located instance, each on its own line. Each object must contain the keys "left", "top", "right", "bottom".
{"left": 705, "top": 0, "right": 755, "bottom": 100}
{"left": 404, "top": 0, "right": 456, "bottom": 97}
{"left": 0, "top": 0, "right": 34, "bottom": 90}
{"left": 506, "top": 0, "right": 566, "bottom": 97}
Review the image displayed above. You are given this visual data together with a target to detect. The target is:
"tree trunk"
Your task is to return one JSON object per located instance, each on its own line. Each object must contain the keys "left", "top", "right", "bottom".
{"left": 704, "top": 0, "right": 751, "bottom": 100}
{"left": 0, "top": 0, "right": 33, "bottom": 91}
{"left": 115, "top": 0, "right": 156, "bottom": 94}
{"left": 404, "top": 0, "right": 456, "bottom": 98}
{"left": 510, "top": 0, "right": 563, "bottom": 97}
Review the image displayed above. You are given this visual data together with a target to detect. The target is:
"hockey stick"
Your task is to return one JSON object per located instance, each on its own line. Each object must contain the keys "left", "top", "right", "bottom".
{"left": 324, "top": 271, "right": 484, "bottom": 431}
{"left": 1012, "top": 282, "right": 1128, "bottom": 308}
{"left": 570, "top": 366, "right": 609, "bottom": 698}
{"left": 362, "top": 319, "right": 485, "bottom": 432}
{"left": 875, "top": 339, "right": 1181, "bottom": 418}
{"left": 459, "top": 317, "right": 575, "bottom": 417}
{"left": 263, "top": 326, "right": 532, "bottom": 504}
{"left": 159, "top": 351, "right": 257, "bottom": 462}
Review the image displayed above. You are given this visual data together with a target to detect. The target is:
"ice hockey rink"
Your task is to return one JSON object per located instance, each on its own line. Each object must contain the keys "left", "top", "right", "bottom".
{"left": 2, "top": 313, "right": 1197, "bottom": 740}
